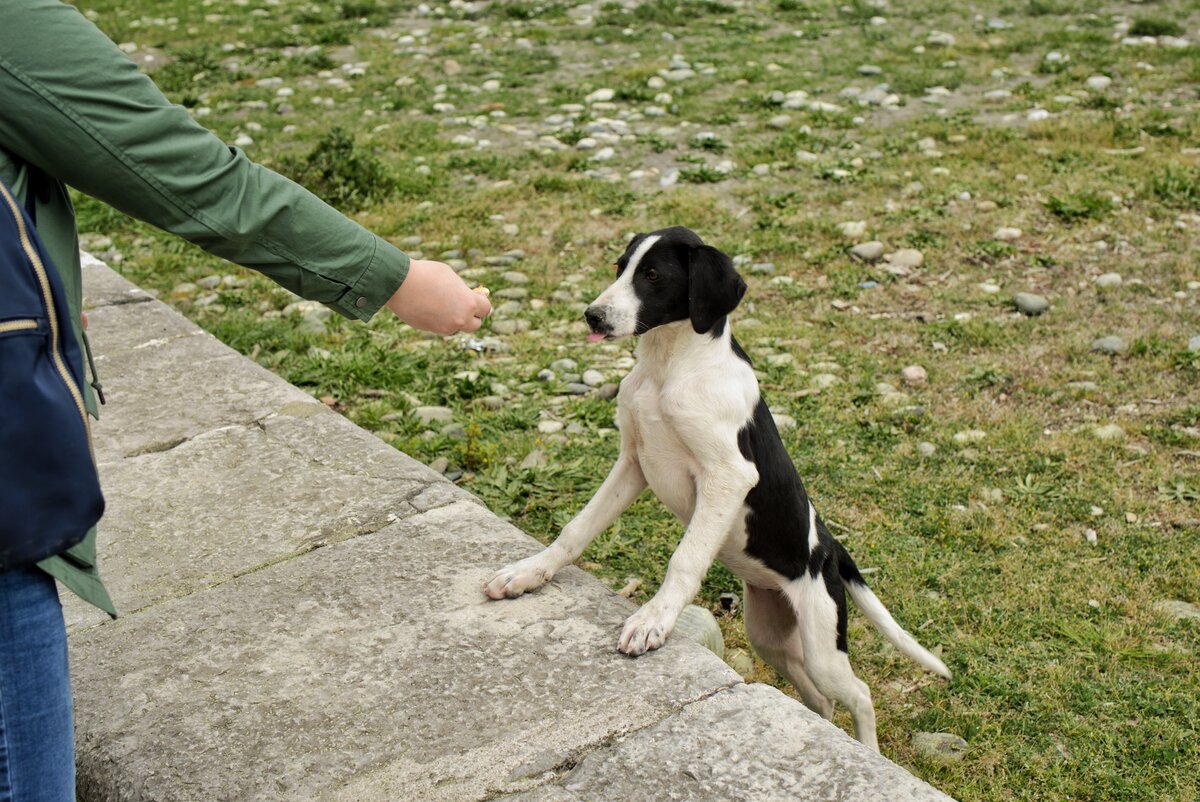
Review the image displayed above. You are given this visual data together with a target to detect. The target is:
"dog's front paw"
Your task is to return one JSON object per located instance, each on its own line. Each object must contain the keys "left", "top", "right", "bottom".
{"left": 618, "top": 604, "right": 676, "bottom": 656}
{"left": 484, "top": 555, "right": 555, "bottom": 600}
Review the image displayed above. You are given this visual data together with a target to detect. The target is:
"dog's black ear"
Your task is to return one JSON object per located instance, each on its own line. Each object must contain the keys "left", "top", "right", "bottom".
{"left": 688, "top": 244, "right": 747, "bottom": 335}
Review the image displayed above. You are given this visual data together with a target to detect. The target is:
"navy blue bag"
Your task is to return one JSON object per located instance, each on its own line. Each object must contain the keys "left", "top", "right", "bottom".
{"left": 0, "top": 177, "right": 104, "bottom": 572}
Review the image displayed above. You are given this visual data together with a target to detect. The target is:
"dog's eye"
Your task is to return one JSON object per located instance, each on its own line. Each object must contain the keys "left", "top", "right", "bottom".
{"left": 646, "top": 268, "right": 659, "bottom": 281}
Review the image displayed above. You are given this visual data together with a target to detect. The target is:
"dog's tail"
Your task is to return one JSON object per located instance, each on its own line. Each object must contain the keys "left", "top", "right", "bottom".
{"left": 835, "top": 541, "right": 952, "bottom": 679}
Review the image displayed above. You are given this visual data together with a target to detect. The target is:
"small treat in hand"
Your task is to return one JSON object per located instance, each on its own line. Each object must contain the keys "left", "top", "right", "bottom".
{"left": 473, "top": 285, "right": 490, "bottom": 298}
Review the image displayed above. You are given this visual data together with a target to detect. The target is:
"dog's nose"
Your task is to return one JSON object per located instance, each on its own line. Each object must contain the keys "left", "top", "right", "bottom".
{"left": 585, "top": 306, "right": 607, "bottom": 332}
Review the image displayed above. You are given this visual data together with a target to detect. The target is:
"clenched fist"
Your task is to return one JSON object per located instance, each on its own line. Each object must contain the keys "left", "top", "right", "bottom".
{"left": 385, "top": 259, "right": 492, "bottom": 335}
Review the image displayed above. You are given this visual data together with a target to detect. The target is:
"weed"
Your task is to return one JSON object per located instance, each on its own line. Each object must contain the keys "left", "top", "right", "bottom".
{"left": 1044, "top": 191, "right": 1111, "bottom": 222}
{"left": 277, "top": 129, "right": 395, "bottom": 211}
{"left": 1150, "top": 167, "right": 1200, "bottom": 209}
{"left": 1129, "top": 17, "right": 1185, "bottom": 38}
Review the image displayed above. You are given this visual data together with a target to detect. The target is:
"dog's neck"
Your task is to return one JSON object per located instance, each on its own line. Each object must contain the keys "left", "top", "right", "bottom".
{"left": 635, "top": 319, "right": 731, "bottom": 372}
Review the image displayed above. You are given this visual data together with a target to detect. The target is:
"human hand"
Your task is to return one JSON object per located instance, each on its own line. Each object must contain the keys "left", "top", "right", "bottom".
{"left": 385, "top": 259, "right": 492, "bottom": 335}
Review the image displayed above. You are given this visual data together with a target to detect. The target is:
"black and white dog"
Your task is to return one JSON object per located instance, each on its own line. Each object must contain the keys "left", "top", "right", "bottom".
{"left": 484, "top": 226, "right": 950, "bottom": 750}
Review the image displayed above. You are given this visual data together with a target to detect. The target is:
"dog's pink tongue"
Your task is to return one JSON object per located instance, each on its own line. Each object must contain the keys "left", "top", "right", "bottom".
{"left": 587, "top": 333, "right": 606, "bottom": 343}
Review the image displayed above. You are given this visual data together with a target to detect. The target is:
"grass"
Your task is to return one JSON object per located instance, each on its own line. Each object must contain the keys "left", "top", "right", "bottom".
{"left": 71, "top": 0, "right": 1200, "bottom": 800}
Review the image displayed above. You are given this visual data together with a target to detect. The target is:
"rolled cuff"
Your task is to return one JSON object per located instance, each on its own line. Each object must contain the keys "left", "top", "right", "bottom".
{"left": 331, "top": 237, "right": 410, "bottom": 322}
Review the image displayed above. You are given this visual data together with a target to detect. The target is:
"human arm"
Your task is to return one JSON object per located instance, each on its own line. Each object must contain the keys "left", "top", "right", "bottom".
{"left": 0, "top": 0, "right": 488, "bottom": 330}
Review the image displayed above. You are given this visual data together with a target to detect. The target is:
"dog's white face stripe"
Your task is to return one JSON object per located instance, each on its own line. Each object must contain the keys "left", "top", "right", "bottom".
{"left": 591, "top": 234, "right": 661, "bottom": 338}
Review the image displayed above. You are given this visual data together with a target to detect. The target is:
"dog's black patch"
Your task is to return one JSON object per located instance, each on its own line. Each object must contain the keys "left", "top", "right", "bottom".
{"left": 733, "top": 335, "right": 851, "bottom": 653}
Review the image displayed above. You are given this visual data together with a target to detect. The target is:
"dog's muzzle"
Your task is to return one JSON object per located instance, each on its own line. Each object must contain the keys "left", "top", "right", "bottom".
{"left": 585, "top": 306, "right": 612, "bottom": 341}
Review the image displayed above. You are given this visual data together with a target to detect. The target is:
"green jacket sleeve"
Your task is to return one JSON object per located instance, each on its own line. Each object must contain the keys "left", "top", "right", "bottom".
{"left": 0, "top": 0, "right": 408, "bottom": 321}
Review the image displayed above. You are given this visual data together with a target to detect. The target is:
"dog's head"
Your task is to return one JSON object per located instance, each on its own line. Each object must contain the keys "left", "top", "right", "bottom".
{"left": 584, "top": 226, "right": 747, "bottom": 341}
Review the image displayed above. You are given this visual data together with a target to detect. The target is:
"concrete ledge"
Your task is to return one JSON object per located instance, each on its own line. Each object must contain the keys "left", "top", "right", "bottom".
{"left": 70, "top": 257, "right": 954, "bottom": 801}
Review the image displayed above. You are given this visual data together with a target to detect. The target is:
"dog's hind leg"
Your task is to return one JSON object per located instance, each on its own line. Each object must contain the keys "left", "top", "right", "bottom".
{"left": 743, "top": 583, "right": 833, "bottom": 719}
{"left": 786, "top": 575, "right": 879, "bottom": 751}
{"left": 484, "top": 455, "right": 647, "bottom": 600}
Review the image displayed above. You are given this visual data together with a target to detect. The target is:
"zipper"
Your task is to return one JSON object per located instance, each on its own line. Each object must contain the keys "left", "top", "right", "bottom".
{"left": 0, "top": 181, "right": 93, "bottom": 455}
{"left": 0, "top": 319, "right": 39, "bottom": 334}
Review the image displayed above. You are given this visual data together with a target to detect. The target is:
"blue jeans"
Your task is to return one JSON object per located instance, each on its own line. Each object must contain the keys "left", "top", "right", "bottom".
{"left": 0, "top": 568, "right": 74, "bottom": 802}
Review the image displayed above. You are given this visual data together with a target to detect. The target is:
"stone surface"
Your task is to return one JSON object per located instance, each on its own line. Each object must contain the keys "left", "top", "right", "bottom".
{"left": 1153, "top": 599, "right": 1200, "bottom": 621}
{"left": 85, "top": 299, "right": 313, "bottom": 460}
{"left": 504, "top": 685, "right": 954, "bottom": 801}
{"left": 71, "top": 502, "right": 740, "bottom": 802}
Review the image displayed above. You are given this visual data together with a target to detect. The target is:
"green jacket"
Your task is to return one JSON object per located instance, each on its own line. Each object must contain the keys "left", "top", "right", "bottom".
{"left": 0, "top": 0, "right": 411, "bottom": 615}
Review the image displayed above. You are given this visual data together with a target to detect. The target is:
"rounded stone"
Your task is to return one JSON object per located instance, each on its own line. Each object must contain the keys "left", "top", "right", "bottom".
{"left": 725, "top": 647, "right": 756, "bottom": 677}
{"left": 912, "top": 732, "right": 968, "bottom": 764}
{"left": 886, "top": 249, "right": 925, "bottom": 270}
{"left": 993, "top": 227, "right": 1023, "bottom": 242}
{"left": 900, "top": 365, "right": 928, "bottom": 386}
{"left": 953, "top": 429, "right": 986, "bottom": 444}
{"left": 413, "top": 406, "right": 454, "bottom": 424}
{"left": 673, "top": 605, "right": 724, "bottom": 659}
{"left": 537, "top": 420, "right": 565, "bottom": 435}
{"left": 810, "top": 373, "right": 841, "bottom": 390}
{"left": 851, "top": 241, "right": 885, "bottom": 262}
{"left": 1188, "top": 335, "right": 1200, "bottom": 352}
{"left": 1093, "top": 272, "right": 1122, "bottom": 288}
{"left": 916, "top": 441, "right": 937, "bottom": 457}
{"left": 1093, "top": 423, "right": 1125, "bottom": 441}
{"left": 582, "top": 369, "right": 605, "bottom": 387}
{"left": 1086, "top": 75, "right": 1113, "bottom": 92}
{"left": 1090, "top": 336, "right": 1127, "bottom": 355}
{"left": 1013, "top": 292, "right": 1050, "bottom": 316}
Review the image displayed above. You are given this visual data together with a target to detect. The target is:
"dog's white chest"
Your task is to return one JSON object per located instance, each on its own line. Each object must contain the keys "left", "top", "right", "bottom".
{"left": 622, "top": 380, "right": 700, "bottom": 521}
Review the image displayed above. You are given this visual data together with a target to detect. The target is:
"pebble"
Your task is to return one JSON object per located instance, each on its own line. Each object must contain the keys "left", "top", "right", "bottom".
{"left": 1086, "top": 75, "right": 1113, "bottom": 91}
{"left": 750, "top": 262, "right": 776, "bottom": 275}
{"left": 1093, "top": 424, "right": 1125, "bottom": 441}
{"left": 673, "top": 605, "right": 724, "bottom": 659}
{"left": 953, "top": 429, "right": 986, "bottom": 444}
{"left": 851, "top": 241, "right": 885, "bottom": 262}
{"left": 1093, "top": 272, "right": 1122, "bottom": 288}
{"left": 1188, "top": 335, "right": 1200, "bottom": 352}
{"left": 1153, "top": 599, "right": 1200, "bottom": 621}
{"left": 810, "top": 374, "right": 841, "bottom": 390}
{"left": 885, "top": 249, "right": 924, "bottom": 273}
{"left": 926, "top": 31, "right": 956, "bottom": 47}
{"left": 598, "top": 383, "right": 620, "bottom": 401}
{"left": 993, "top": 227, "right": 1022, "bottom": 242}
{"left": 901, "top": 365, "right": 928, "bottom": 386}
{"left": 564, "top": 383, "right": 591, "bottom": 395}
{"left": 428, "top": 457, "right": 450, "bottom": 474}
{"left": 519, "top": 449, "right": 548, "bottom": 469}
{"left": 857, "top": 64, "right": 883, "bottom": 76}
{"left": 916, "top": 441, "right": 937, "bottom": 457}
{"left": 1013, "top": 292, "right": 1050, "bottom": 316}
{"left": 772, "top": 412, "right": 798, "bottom": 430}
{"left": 838, "top": 220, "right": 868, "bottom": 239}
{"left": 979, "top": 282, "right": 1001, "bottom": 294}
{"left": 725, "top": 647, "right": 756, "bottom": 676}
{"left": 912, "top": 732, "right": 968, "bottom": 764}
{"left": 537, "top": 420, "right": 565, "bottom": 435}
{"left": 492, "top": 319, "right": 529, "bottom": 335}
{"left": 551, "top": 358, "right": 578, "bottom": 372}
{"left": 413, "top": 406, "right": 454, "bottom": 424}
{"left": 1090, "top": 336, "right": 1127, "bottom": 355}
{"left": 582, "top": 369, "right": 605, "bottom": 387}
